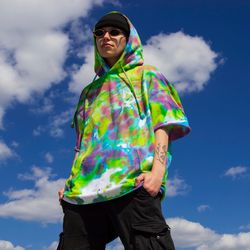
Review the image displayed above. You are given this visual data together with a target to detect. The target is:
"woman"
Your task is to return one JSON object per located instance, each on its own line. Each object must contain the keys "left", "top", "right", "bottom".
{"left": 58, "top": 11, "right": 190, "bottom": 250}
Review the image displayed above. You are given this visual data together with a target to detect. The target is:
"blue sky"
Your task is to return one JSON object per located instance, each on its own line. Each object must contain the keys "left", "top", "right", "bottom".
{"left": 0, "top": 0, "right": 250, "bottom": 249}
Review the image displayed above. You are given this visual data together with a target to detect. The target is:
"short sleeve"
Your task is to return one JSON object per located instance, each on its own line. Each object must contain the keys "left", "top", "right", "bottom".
{"left": 148, "top": 72, "right": 191, "bottom": 141}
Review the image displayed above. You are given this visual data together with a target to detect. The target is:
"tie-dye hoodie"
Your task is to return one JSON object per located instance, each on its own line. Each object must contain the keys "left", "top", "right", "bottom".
{"left": 63, "top": 12, "right": 191, "bottom": 205}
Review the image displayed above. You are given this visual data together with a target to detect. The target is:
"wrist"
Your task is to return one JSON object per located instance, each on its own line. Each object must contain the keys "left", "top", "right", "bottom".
{"left": 151, "top": 166, "right": 165, "bottom": 180}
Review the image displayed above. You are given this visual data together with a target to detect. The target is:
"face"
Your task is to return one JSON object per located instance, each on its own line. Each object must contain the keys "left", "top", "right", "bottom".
{"left": 94, "top": 26, "right": 127, "bottom": 67}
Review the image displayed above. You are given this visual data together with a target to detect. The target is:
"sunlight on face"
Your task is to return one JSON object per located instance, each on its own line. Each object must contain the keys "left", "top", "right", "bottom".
{"left": 95, "top": 26, "right": 127, "bottom": 67}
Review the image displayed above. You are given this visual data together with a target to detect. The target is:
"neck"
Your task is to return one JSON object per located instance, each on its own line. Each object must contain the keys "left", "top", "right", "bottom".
{"left": 105, "top": 56, "right": 119, "bottom": 68}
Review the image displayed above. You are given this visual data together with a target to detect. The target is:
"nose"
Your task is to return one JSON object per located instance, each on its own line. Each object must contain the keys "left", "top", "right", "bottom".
{"left": 102, "top": 31, "right": 111, "bottom": 40}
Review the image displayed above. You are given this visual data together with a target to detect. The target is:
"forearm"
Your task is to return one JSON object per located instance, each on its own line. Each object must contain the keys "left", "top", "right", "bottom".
{"left": 151, "top": 127, "right": 169, "bottom": 179}
{"left": 135, "top": 126, "right": 169, "bottom": 196}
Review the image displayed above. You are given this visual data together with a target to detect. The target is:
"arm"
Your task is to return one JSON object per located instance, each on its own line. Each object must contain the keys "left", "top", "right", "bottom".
{"left": 135, "top": 127, "right": 169, "bottom": 196}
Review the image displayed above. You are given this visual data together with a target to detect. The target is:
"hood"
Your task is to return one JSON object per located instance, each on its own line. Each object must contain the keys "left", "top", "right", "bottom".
{"left": 94, "top": 11, "right": 144, "bottom": 76}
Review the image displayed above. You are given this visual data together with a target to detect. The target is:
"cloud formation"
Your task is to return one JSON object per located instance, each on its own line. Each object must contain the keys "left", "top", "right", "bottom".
{"left": 169, "top": 217, "right": 250, "bottom": 250}
{"left": 0, "top": 240, "right": 24, "bottom": 250}
{"left": 169, "top": 217, "right": 219, "bottom": 248}
{"left": 166, "top": 176, "right": 190, "bottom": 197}
{"left": 1, "top": 168, "right": 249, "bottom": 250}
{"left": 43, "top": 241, "right": 58, "bottom": 250}
{"left": 0, "top": 0, "right": 220, "bottom": 129}
{"left": 224, "top": 166, "right": 248, "bottom": 179}
{"left": 69, "top": 46, "right": 95, "bottom": 94}
{"left": 0, "top": 140, "right": 14, "bottom": 163}
{"left": 45, "top": 152, "right": 54, "bottom": 164}
{"left": 0, "top": 171, "right": 188, "bottom": 224}
{"left": 30, "top": 97, "right": 54, "bottom": 114}
{"left": 143, "top": 31, "right": 219, "bottom": 94}
{"left": 0, "top": 166, "right": 65, "bottom": 223}
{"left": 49, "top": 109, "right": 74, "bottom": 138}
{"left": 107, "top": 217, "right": 250, "bottom": 250}
{"left": 197, "top": 204, "right": 210, "bottom": 213}
{"left": 69, "top": 31, "right": 220, "bottom": 96}
{"left": 32, "top": 108, "right": 74, "bottom": 138}
{"left": 240, "top": 224, "right": 250, "bottom": 230}
{"left": 0, "top": 0, "right": 105, "bottom": 128}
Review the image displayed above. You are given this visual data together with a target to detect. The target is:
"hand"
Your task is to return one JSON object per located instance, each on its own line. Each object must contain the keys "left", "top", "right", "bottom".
{"left": 135, "top": 171, "right": 163, "bottom": 197}
{"left": 58, "top": 188, "right": 64, "bottom": 203}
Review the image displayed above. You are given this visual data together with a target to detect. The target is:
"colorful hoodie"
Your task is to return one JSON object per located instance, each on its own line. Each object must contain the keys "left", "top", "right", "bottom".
{"left": 63, "top": 12, "right": 191, "bottom": 205}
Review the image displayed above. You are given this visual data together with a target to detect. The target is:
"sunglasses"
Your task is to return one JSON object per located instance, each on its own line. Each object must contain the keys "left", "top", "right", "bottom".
{"left": 93, "top": 28, "right": 124, "bottom": 38}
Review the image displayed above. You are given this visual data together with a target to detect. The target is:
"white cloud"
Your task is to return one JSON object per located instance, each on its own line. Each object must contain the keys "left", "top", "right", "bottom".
{"left": 45, "top": 152, "right": 54, "bottom": 164}
{"left": 0, "top": 140, "right": 14, "bottom": 162}
{"left": 69, "top": 31, "right": 219, "bottom": 96}
{"left": 144, "top": 31, "right": 219, "bottom": 94}
{"left": 49, "top": 109, "right": 74, "bottom": 138}
{"left": 0, "top": 107, "right": 5, "bottom": 128}
{"left": 168, "top": 217, "right": 250, "bottom": 250}
{"left": 0, "top": 31, "right": 68, "bottom": 126}
{"left": 0, "top": 240, "right": 25, "bottom": 250}
{"left": 0, "top": 166, "right": 65, "bottom": 223}
{"left": 33, "top": 125, "right": 46, "bottom": 136}
{"left": 166, "top": 176, "right": 190, "bottom": 197}
{"left": 69, "top": 46, "right": 95, "bottom": 94}
{"left": 224, "top": 166, "right": 248, "bottom": 178}
{"left": 30, "top": 97, "right": 54, "bottom": 114}
{"left": 43, "top": 241, "right": 58, "bottom": 250}
{"left": 0, "top": 170, "right": 249, "bottom": 250}
{"left": 0, "top": 0, "right": 107, "bottom": 128}
{"left": 18, "top": 165, "right": 52, "bottom": 180}
{"left": 197, "top": 233, "right": 250, "bottom": 250}
{"left": 69, "top": 20, "right": 93, "bottom": 47}
{"left": 168, "top": 217, "right": 219, "bottom": 248}
{"left": 107, "top": 218, "right": 250, "bottom": 250}
{"left": 240, "top": 224, "right": 250, "bottom": 230}
{"left": 0, "top": 1, "right": 219, "bottom": 128}
{"left": 197, "top": 204, "right": 210, "bottom": 213}
{"left": 11, "top": 141, "right": 19, "bottom": 148}
{"left": 32, "top": 108, "right": 74, "bottom": 138}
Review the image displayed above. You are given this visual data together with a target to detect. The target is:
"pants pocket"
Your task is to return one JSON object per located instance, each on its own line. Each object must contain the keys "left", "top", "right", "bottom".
{"left": 132, "top": 222, "right": 175, "bottom": 250}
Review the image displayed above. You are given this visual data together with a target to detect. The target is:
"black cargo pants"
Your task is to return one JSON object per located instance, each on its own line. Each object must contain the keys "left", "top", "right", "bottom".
{"left": 58, "top": 187, "right": 175, "bottom": 250}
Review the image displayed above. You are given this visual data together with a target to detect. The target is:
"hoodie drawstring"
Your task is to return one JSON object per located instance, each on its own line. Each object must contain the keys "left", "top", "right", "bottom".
{"left": 120, "top": 62, "right": 145, "bottom": 119}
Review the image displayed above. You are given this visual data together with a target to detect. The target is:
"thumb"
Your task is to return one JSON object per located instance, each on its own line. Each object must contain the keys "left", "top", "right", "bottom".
{"left": 135, "top": 173, "right": 145, "bottom": 187}
{"left": 58, "top": 188, "right": 64, "bottom": 200}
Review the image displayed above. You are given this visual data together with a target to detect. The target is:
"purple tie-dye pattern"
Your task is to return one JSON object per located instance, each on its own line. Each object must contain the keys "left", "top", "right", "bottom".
{"left": 63, "top": 12, "right": 191, "bottom": 205}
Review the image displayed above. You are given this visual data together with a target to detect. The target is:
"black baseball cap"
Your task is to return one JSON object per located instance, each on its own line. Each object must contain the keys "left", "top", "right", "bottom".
{"left": 94, "top": 12, "right": 130, "bottom": 38}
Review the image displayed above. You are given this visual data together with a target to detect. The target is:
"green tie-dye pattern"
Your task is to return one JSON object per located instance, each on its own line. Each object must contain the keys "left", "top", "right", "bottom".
{"left": 63, "top": 12, "right": 191, "bottom": 205}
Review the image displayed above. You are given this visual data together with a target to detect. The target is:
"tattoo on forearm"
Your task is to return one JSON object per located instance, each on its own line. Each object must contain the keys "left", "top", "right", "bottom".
{"left": 155, "top": 143, "right": 167, "bottom": 165}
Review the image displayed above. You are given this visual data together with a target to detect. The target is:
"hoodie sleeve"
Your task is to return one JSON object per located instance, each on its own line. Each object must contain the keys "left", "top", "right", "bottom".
{"left": 148, "top": 71, "right": 191, "bottom": 141}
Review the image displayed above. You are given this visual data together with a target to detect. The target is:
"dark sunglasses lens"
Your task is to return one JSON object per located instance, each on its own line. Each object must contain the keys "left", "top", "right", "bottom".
{"left": 94, "top": 29, "right": 105, "bottom": 37}
{"left": 109, "top": 29, "right": 121, "bottom": 36}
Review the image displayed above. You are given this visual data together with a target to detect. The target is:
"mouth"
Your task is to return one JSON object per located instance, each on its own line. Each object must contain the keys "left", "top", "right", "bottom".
{"left": 102, "top": 43, "right": 113, "bottom": 48}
